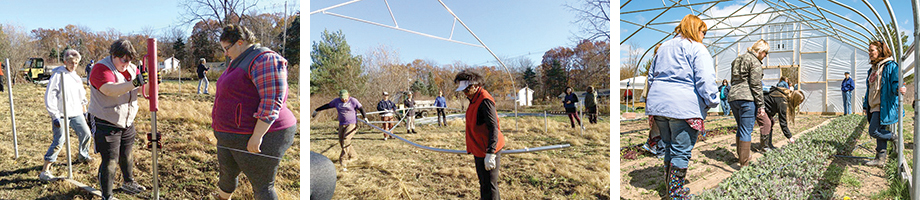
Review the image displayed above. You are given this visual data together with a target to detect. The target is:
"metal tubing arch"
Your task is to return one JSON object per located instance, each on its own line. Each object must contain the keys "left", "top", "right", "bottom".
{"left": 357, "top": 118, "right": 570, "bottom": 155}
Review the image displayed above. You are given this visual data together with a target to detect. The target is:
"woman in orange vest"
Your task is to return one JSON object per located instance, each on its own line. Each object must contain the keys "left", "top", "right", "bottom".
{"left": 454, "top": 69, "right": 505, "bottom": 200}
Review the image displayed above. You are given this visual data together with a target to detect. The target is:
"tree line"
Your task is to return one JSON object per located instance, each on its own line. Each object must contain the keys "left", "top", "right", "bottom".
{"left": 311, "top": 30, "right": 610, "bottom": 102}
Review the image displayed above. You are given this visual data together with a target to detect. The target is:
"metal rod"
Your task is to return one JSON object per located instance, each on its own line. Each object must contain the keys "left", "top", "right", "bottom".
{"left": 6, "top": 58, "right": 17, "bottom": 158}
{"left": 60, "top": 71, "right": 72, "bottom": 178}
{"left": 151, "top": 112, "right": 159, "bottom": 199}
{"left": 436, "top": 0, "right": 518, "bottom": 131}
{"left": 322, "top": 11, "right": 485, "bottom": 48}
{"left": 358, "top": 118, "right": 570, "bottom": 154}
{"left": 544, "top": 110, "right": 547, "bottom": 134}
{"left": 911, "top": 0, "right": 920, "bottom": 197}
{"left": 384, "top": 0, "right": 398, "bottom": 27}
{"left": 217, "top": 145, "right": 284, "bottom": 160}
{"left": 310, "top": 0, "right": 363, "bottom": 15}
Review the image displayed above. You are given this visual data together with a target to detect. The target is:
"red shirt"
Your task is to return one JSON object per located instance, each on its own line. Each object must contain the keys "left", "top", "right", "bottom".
{"left": 89, "top": 63, "right": 138, "bottom": 90}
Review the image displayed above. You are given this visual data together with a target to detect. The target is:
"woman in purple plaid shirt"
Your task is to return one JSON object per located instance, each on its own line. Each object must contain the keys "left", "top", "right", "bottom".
{"left": 210, "top": 25, "right": 297, "bottom": 200}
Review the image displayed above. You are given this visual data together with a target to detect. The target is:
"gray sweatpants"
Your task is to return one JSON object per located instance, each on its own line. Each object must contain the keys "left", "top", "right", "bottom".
{"left": 215, "top": 125, "right": 296, "bottom": 200}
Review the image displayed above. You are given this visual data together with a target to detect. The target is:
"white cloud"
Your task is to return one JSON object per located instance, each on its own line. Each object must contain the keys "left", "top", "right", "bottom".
{"left": 636, "top": 14, "right": 646, "bottom": 24}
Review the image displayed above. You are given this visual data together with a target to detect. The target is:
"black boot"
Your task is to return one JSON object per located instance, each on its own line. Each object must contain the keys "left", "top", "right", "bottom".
{"left": 668, "top": 163, "right": 692, "bottom": 199}
{"left": 761, "top": 134, "right": 773, "bottom": 152}
{"left": 767, "top": 134, "right": 776, "bottom": 149}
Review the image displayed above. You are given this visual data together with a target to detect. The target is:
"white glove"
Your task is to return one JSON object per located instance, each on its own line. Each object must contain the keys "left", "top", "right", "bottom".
{"left": 363, "top": 117, "right": 369, "bottom": 122}
{"left": 485, "top": 153, "right": 497, "bottom": 171}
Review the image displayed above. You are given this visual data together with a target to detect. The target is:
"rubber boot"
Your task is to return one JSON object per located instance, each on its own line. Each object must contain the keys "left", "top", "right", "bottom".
{"left": 739, "top": 141, "right": 752, "bottom": 167}
{"left": 767, "top": 133, "right": 776, "bottom": 149}
{"left": 667, "top": 163, "right": 692, "bottom": 200}
{"left": 866, "top": 151, "right": 888, "bottom": 167}
{"left": 761, "top": 133, "right": 774, "bottom": 152}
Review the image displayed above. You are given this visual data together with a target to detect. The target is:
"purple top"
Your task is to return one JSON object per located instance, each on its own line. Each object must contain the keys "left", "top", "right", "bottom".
{"left": 330, "top": 97, "right": 363, "bottom": 125}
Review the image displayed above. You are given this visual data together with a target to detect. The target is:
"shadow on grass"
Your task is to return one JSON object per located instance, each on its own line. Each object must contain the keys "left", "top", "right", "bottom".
{"left": 0, "top": 166, "right": 41, "bottom": 177}
{"left": 35, "top": 187, "right": 96, "bottom": 200}
{"left": 625, "top": 165, "right": 665, "bottom": 197}
{"left": 807, "top": 117, "right": 868, "bottom": 199}
{"left": 0, "top": 177, "right": 43, "bottom": 190}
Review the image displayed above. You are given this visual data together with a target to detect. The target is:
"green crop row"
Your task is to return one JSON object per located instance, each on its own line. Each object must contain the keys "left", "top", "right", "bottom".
{"left": 696, "top": 115, "right": 867, "bottom": 199}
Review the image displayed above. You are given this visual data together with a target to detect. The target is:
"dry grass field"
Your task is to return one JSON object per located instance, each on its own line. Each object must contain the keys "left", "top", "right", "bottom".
{"left": 310, "top": 112, "right": 610, "bottom": 199}
{"left": 0, "top": 80, "right": 300, "bottom": 199}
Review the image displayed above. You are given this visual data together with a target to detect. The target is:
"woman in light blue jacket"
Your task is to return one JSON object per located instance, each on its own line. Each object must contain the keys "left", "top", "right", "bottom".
{"left": 645, "top": 14, "right": 719, "bottom": 199}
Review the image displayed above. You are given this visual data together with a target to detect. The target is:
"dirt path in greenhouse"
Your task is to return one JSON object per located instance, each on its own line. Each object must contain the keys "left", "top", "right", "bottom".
{"left": 619, "top": 114, "right": 835, "bottom": 199}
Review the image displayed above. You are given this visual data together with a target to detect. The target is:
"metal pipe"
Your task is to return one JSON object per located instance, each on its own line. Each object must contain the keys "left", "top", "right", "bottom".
{"left": 6, "top": 58, "right": 17, "bottom": 158}
{"left": 436, "top": 0, "right": 518, "bottom": 131}
{"left": 322, "top": 11, "right": 484, "bottom": 48}
{"left": 357, "top": 118, "right": 570, "bottom": 154}
{"left": 544, "top": 110, "right": 547, "bottom": 134}
{"left": 60, "top": 71, "right": 72, "bottom": 178}
{"left": 309, "top": 0, "right": 363, "bottom": 15}
{"left": 825, "top": 0, "right": 885, "bottom": 41}
{"left": 147, "top": 38, "right": 160, "bottom": 200}
{"left": 911, "top": 0, "right": 920, "bottom": 197}
{"left": 384, "top": 0, "right": 398, "bottom": 28}
{"left": 621, "top": 0, "right": 729, "bottom": 14}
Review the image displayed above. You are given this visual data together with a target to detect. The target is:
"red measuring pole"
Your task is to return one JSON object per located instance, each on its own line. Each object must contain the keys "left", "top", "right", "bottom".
{"left": 147, "top": 39, "right": 158, "bottom": 111}
{"left": 146, "top": 38, "right": 160, "bottom": 199}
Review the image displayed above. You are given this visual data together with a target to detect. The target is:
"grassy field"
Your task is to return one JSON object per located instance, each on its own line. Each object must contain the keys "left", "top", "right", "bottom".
{"left": 0, "top": 80, "right": 300, "bottom": 199}
{"left": 310, "top": 113, "right": 610, "bottom": 199}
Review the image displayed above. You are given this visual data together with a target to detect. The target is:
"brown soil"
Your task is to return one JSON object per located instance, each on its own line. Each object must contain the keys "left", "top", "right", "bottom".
{"left": 618, "top": 114, "right": 835, "bottom": 199}
{"left": 310, "top": 115, "right": 610, "bottom": 199}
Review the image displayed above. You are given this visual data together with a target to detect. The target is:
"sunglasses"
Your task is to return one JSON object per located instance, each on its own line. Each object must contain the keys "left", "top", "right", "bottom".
{"left": 221, "top": 42, "right": 237, "bottom": 52}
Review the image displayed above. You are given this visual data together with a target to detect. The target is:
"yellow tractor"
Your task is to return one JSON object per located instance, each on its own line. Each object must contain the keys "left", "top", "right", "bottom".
{"left": 20, "top": 58, "right": 52, "bottom": 82}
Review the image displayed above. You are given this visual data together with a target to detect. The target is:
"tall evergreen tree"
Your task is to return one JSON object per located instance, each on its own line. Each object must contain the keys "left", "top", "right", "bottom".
{"left": 310, "top": 29, "right": 364, "bottom": 95}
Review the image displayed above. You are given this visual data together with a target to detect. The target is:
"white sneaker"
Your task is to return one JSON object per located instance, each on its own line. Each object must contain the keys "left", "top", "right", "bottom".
{"left": 119, "top": 181, "right": 147, "bottom": 194}
{"left": 39, "top": 171, "right": 54, "bottom": 181}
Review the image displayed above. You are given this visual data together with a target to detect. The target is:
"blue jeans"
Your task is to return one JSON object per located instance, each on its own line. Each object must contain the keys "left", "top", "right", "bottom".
{"left": 843, "top": 91, "right": 852, "bottom": 115}
{"left": 868, "top": 112, "right": 893, "bottom": 153}
{"left": 654, "top": 116, "right": 698, "bottom": 168}
{"left": 721, "top": 99, "right": 731, "bottom": 116}
{"left": 730, "top": 100, "right": 755, "bottom": 142}
{"left": 44, "top": 115, "right": 92, "bottom": 162}
{"left": 198, "top": 77, "right": 209, "bottom": 94}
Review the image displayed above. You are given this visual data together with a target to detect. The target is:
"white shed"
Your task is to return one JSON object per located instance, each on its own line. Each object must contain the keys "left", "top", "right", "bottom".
{"left": 517, "top": 87, "right": 534, "bottom": 107}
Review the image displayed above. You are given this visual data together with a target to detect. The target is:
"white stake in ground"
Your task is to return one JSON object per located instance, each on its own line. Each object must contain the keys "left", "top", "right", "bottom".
{"left": 5, "top": 58, "right": 17, "bottom": 158}
{"left": 59, "top": 70, "right": 74, "bottom": 179}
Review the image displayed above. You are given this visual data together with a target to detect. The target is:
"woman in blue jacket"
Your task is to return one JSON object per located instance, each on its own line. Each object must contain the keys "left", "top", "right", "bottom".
{"left": 646, "top": 14, "right": 719, "bottom": 199}
{"left": 863, "top": 40, "right": 907, "bottom": 166}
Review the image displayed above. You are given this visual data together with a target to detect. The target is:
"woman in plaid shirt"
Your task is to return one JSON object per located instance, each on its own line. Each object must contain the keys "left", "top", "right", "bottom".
{"left": 211, "top": 25, "right": 297, "bottom": 200}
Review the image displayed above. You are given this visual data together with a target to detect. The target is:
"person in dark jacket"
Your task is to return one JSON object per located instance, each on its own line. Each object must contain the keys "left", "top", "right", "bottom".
{"left": 454, "top": 69, "right": 505, "bottom": 200}
{"left": 404, "top": 92, "right": 417, "bottom": 134}
{"left": 719, "top": 79, "right": 731, "bottom": 116}
{"left": 377, "top": 92, "right": 396, "bottom": 140}
{"left": 758, "top": 87, "right": 804, "bottom": 151}
{"left": 842, "top": 71, "right": 855, "bottom": 115}
{"left": 585, "top": 86, "right": 599, "bottom": 124}
{"left": 197, "top": 58, "right": 210, "bottom": 94}
{"left": 563, "top": 87, "right": 583, "bottom": 130}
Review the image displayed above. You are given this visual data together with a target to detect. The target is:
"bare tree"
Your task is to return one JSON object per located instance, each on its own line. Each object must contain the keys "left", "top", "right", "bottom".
{"left": 566, "top": 0, "right": 610, "bottom": 42}
{"left": 620, "top": 42, "right": 641, "bottom": 80}
{"left": 180, "top": 0, "right": 260, "bottom": 30}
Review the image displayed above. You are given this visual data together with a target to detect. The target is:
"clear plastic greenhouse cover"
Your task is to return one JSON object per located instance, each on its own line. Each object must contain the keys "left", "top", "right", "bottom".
{"left": 713, "top": 16, "right": 869, "bottom": 113}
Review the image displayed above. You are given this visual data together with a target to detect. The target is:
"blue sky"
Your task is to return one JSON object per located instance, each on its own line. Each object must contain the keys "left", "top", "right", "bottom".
{"left": 0, "top": 0, "right": 298, "bottom": 37}
{"left": 619, "top": 0, "right": 915, "bottom": 77}
{"left": 309, "top": 0, "right": 587, "bottom": 67}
